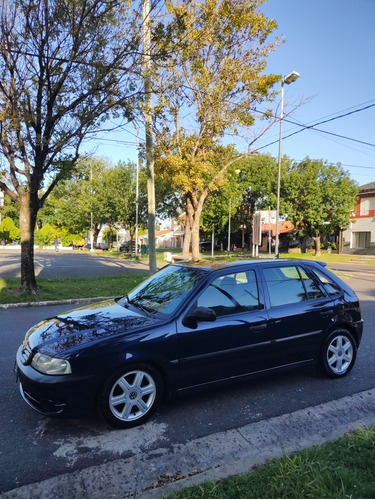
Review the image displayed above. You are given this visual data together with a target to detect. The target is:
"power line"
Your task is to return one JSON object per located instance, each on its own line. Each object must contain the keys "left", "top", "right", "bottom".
{"left": 254, "top": 103, "right": 375, "bottom": 151}
{"left": 341, "top": 164, "right": 375, "bottom": 170}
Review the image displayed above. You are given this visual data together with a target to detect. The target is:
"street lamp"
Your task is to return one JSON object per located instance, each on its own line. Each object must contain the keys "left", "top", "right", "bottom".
{"left": 275, "top": 71, "right": 300, "bottom": 256}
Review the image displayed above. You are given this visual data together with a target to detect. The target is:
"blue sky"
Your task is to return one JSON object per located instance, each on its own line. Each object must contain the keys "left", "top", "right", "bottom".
{"left": 257, "top": 0, "right": 375, "bottom": 187}
{"left": 84, "top": 0, "right": 375, "bottom": 188}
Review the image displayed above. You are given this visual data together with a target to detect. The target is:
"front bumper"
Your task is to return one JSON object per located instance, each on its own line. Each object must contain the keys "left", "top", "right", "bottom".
{"left": 16, "top": 345, "right": 97, "bottom": 418}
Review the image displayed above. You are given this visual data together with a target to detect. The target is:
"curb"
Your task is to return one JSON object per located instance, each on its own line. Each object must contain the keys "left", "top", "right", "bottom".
{"left": 0, "top": 297, "right": 114, "bottom": 309}
{"left": 2, "top": 387, "right": 375, "bottom": 499}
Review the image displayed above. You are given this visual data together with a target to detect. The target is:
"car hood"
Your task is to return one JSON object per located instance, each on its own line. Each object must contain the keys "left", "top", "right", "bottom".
{"left": 25, "top": 298, "right": 157, "bottom": 356}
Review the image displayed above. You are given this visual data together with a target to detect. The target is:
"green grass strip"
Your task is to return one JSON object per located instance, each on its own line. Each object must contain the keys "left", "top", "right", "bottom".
{"left": 169, "top": 427, "right": 375, "bottom": 499}
{"left": 0, "top": 275, "right": 146, "bottom": 304}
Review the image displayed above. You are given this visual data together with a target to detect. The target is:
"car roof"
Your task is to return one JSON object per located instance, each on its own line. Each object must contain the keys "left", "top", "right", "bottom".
{"left": 172, "top": 259, "right": 327, "bottom": 272}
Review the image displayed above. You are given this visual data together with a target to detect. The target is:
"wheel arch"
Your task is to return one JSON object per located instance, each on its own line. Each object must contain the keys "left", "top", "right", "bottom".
{"left": 330, "top": 322, "right": 360, "bottom": 348}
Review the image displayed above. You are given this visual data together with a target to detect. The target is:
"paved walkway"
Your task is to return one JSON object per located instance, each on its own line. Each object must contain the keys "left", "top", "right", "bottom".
{"left": 3, "top": 388, "right": 375, "bottom": 499}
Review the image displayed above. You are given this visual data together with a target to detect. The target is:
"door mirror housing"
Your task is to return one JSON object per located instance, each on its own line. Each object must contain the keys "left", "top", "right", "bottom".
{"left": 183, "top": 306, "right": 216, "bottom": 327}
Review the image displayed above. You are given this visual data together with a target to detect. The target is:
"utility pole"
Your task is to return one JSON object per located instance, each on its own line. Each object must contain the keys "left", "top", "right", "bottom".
{"left": 135, "top": 125, "right": 139, "bottom": 256}
{"left": 143, "top": 0, "right": 157, "bottom": 274}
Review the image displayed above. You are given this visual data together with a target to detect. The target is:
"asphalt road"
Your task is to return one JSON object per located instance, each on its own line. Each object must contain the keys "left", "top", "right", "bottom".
{"left": 0, "top": 249, "right": 149, "bottom": 279}
{"left": 0, "top": 272, "right": 374, "bottom": 494}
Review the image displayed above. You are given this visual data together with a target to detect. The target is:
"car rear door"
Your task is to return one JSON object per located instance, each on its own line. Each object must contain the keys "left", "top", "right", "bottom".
{"left": 260, "top": 263, "right": 338, "bottom": 367}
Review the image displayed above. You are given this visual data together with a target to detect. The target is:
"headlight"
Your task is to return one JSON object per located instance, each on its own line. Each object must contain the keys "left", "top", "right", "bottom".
{"left": 31, "top": 352, "right": 72, "bottom": 375}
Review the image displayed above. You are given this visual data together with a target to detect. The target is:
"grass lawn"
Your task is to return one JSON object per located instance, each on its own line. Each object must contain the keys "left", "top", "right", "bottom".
{"left": 1, "top": 249, "right": 374, "bottom": 304}
{"left": 107, "top": 248, "right": 375, "bottom": 265}
{"left": 0, "top": 275, "right": 146, "bottom": 304}
{"left": 169, "top": 426, "right": 375, "bottom": 499}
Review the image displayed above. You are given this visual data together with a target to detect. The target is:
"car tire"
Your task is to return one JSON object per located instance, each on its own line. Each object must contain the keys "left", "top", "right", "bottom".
{"left": 98, "top": 363, "right": 164, "bottom": 428}
{"left": 318, "top": 329, "right": 357, "bottom": 378}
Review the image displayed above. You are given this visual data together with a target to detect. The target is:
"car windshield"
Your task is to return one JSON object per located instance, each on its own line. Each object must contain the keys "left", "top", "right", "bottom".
{"left": 126, "top": 265, "right": 207, "bottom": 316}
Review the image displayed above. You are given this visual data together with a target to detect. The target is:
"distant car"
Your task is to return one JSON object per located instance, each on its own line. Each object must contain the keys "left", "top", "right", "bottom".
{"left": 96, "top": 242, "right": 108, "bottom": 250}
{"left": 119, "top": 241, "right": 139, "bottom": 252}
{"left": 200, "top": 241, "right": 221, "bottom": 252}
{"left": 16, "top": 259, "right": 363, "bottom": 429}
{"left": 84, "top": 242, "right": 108, "bottom": 250}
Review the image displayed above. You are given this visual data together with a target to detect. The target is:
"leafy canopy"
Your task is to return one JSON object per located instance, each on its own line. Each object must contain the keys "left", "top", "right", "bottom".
{"left": 283, "top": 159, "right": 359, "bottom": 238}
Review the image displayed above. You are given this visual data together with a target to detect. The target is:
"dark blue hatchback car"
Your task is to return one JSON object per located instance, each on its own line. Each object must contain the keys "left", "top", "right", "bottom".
{"left": 16, "top": 259, "right": 363, "bottom": 428}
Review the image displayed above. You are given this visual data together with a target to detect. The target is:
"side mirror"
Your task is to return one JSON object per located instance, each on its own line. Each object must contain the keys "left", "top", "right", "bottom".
{"left": 183, "top": 306, "right": 216, "bottom": 327}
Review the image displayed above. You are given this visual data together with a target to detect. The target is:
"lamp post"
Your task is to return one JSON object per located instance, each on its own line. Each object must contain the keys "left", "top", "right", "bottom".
{"left": 275, "top": 70, "right": 300, "bottom": 256}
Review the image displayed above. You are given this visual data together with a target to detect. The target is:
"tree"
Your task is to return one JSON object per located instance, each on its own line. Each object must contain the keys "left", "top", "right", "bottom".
{"left": 0, "top": 0, "right": 141, "bottom": 291}
{"left": 108, "top": 161, "right": 148, "bottom": 248}
{"left": 201, "top": 154, "right": 288, "bottom": 249}
{"left": 200, "top": 165, "right": 244, "bottom": 245}
{"left": 39, "top": 157, "right": 111, "bottom": 245}
{"left": 153, "top": 0, "right": 280, "bottom": 260}
{"left": 40, "top": 157, "right": 150, "bottom": 247}
{"left": 282, "top": 159, "right": 358, "bottom": 255}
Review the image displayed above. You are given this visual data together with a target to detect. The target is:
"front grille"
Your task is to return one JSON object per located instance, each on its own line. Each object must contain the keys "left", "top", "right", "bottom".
{"left": 20, "top": 343, "right": 32, "bottom": 365}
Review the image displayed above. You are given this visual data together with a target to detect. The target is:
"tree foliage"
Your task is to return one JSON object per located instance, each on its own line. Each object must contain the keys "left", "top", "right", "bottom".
{"left": 201, "top": 153, "right": 283, "bottom": 246}
{"left": 153, "top": 0, "right": 281, "bottom": 260}
{"left": 0, "top": 0, "right": 142, "bottom": 291}
{"left": 0, "top": 216, "right": 20, "bottom": 243}
{"left": 0, "top": 192, "right": 20, "bottom": 225}
{"left": 40, "top": 157, "right": 148, "bottom": 246}
{"left": 34, "top": 223, "right": 56, "bottom": 246}
{"left": 282, "top": 159, "right": 358, "bottom": 255}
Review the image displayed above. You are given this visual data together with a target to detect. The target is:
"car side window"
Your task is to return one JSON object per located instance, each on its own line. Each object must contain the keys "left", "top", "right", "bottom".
{"left": 263, "top": 265, "right": 308, "bottom": 307}
{"left": 197, "top": 270, "right": 260, "bottom": 317}
{"left": 311, "top": 269, "right": 342, "bottom": 296}
{"left": 298, "top": 267, "right": 325, "bottom": 300}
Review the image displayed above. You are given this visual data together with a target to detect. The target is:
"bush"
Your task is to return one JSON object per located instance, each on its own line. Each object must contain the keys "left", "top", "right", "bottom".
{"left": 58, "top": 228, "right": 84, "bottom": 247}
{"left": 0, "top": 217, "right": 20, "bottom": 243}
{"left": 35, "top": 223, "right": 56, "bottom": 246}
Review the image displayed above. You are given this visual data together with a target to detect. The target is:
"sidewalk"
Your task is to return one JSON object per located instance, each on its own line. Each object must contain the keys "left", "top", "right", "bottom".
{"left": 2, "top": 388, "right": 375, "bottom": 499}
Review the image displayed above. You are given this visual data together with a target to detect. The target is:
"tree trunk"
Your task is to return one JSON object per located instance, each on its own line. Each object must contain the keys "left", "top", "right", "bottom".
{"left": 191, "top": 216, "right": 201, "bottom": 261}
{"left": 182, "top": 220, "right": 191, "bottom": 259}
{"left": 93, "top": 225, "right": 101, "bottom": 249}
{"left": 19, "top": 195, "right": 39, "bottom": 293}
{"left": 185, "top": 196, "right": 203, "bottom": 262}
{"left": 313, "top": 235, "right": 321, "bottom": 256}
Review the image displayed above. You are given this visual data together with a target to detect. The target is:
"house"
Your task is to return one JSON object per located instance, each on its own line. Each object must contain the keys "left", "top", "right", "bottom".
{"left": 341, "top": 181, "right": 375, "bottom": 254}
{"left": 141, "top": 217, "right": 185, "bottom": 249}
{"left": 258, "top": 220, "right": 294, "bottom": 253}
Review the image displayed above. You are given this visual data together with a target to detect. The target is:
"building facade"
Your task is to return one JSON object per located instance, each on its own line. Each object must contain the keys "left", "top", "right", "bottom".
{"left": 341, "top": 181, "right": 375, "bottom": 255}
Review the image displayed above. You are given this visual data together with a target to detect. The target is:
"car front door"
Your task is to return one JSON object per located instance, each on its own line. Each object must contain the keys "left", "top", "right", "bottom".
{"left": 176, "top": 268, "right": 274, "bottom": 391}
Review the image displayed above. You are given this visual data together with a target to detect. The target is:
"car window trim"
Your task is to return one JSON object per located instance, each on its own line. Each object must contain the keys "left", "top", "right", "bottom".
{"left": 309, "top": 267, "right": 344, "bottom": 298}
{"left": 297, "top": 264, "right": 331, "bottom": 299}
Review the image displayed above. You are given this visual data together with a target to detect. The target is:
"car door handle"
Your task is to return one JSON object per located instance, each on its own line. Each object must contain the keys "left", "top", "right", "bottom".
{"left": 249, "top": 324, "right": 267, "bottom": 331}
